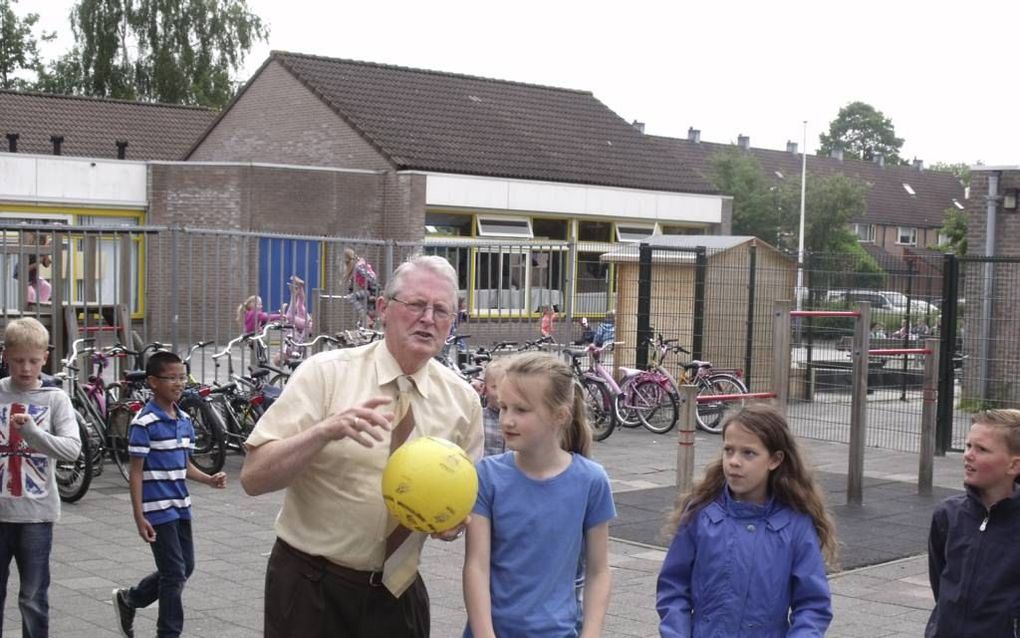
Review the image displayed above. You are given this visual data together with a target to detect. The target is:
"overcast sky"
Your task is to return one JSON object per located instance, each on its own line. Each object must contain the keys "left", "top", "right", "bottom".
{"left": 27, "top": 0, "right": 1020, "bottom": 167}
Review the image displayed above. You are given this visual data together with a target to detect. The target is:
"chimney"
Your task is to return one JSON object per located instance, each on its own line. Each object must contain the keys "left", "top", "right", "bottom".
{"left": 631, "top": 120, "right": 645, "bottom": 134}
{"left": 737, "top": 134, "right": 750, "bottom": 150}
{"left": 786, "top": 140, "right": 798, "bottom": 154}
{"left": 912, "top": 158, "right": 923, "bottom": 171}
{"left": 687, "top": 127, "right": 701, "bottom": 143}
{"left": 830, "top": 147, "right": 843, "bottom": 161}
{"left": 873, "top": 153, "right": 885, "bottom": 167}
{"left": 6, "top": 133, "right": 17, "bottom": 153}
{"left": 50, "top": 135, "right": 63, "bottom": 156}
{"left": 116, "top": 140, "right": 129, "bottom": 159}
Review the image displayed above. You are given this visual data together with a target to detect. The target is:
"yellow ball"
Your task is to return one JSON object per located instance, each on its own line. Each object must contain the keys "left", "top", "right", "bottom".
{"left": 382, "top": 436, "right": 479, "bottom": 534}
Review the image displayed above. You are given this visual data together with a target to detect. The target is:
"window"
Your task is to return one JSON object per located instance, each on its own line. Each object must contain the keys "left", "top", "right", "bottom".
{"left": 952, "top": 199, "right": 965, "bottom": 210}
{"left": 578, "top": 220, "right": 612, "bottom": 242}
{"left": 425, "top": 212, "right": 471, "bottom": 236}
{"left": 852, "top": 223, "right": 875, "bottom": 243}
{"left": 902, "top": 183, "right": 916, "bottom": 196}
{"left": 661, "top": 224, "right": 705, "bottom": 236}
{"left": 615, "top": 223, "right": 658, "bottom": 243}
{"left": 897, "top": 227, "right": 917, "bottom": 246}
{"left": 476, "top": 215, "right": 533, "bottom": 238}
{"left": 532, "top": 218, "right": 568, "bottom": 240}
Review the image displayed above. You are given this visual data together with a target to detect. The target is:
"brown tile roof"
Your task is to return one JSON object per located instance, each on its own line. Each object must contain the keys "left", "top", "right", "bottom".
{"left": 258, "top": 52, "right": 716, "bottom": 194}
{"left": 650, "top": 136, "right": 966, "bottom": 229}
{"left": 0, "top": 90, "right": 217, "bottom": 160}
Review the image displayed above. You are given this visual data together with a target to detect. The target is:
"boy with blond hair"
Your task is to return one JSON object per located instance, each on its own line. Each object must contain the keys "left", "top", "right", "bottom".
{"left": 0, "top": 318, "right": 81, "bottom": 637}
{"left": 926, "top": 409, "right": 1020, "bottom": 637}
{"left": 481, "top": 358, "right": 508, "bottom": 456}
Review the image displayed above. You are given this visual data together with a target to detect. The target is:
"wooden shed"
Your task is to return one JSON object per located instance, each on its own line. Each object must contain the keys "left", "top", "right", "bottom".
{"left": 601, "top": 235, "right": 795, "bottom": 392}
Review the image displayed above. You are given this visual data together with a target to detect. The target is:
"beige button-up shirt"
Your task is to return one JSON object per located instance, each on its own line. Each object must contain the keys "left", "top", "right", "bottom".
{"left": 246, "top": 340, "right": 483, "bottom": 569}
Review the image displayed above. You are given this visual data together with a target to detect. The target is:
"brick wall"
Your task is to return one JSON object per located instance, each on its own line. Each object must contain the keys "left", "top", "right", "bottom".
{"left": 146, "top": 163, "right": 425, "bottom": 342}
{"left": 961, "top": 169, "right": 1020, "bottom": 405}
{"left": 188, "top": 60, "right": 393, "bottom": 171}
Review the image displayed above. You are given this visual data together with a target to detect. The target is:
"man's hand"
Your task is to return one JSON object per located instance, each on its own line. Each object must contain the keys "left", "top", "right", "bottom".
{"left": 135, "top": 517, "right": 156, "bottom": 543}
{"left": 319, "top": 396, "right": 394, "bottom": 447}
{"left": 432, "top": 515, "right": 470, "bottom": 542}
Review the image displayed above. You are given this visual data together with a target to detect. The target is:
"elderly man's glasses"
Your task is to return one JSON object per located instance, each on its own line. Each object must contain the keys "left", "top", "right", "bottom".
{"left": 389, "top": 296, "right": 452, "bottom": 321}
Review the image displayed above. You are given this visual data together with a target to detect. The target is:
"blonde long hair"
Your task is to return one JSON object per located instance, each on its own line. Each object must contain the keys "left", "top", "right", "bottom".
{"left": 663, "top": 403, "right": 839, "bottom": 568}
{"left": 236, "top": 295, "right": 259, "bottom": 327}
{"left": 503, "top": 352, "right": 591, "bottom": 457}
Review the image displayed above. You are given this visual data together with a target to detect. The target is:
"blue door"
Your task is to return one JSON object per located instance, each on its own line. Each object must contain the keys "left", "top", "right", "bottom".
{"left": 258, "top": 238, "right": 321, "bottom": 314}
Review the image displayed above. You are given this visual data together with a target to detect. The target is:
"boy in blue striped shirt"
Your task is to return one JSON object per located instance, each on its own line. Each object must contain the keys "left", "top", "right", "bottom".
{"left": 112, "top": 351, "right": 226, "bottom": 638}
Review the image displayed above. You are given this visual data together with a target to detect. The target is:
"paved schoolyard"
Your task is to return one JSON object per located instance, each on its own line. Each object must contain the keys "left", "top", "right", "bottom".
{"left": 4, "top": 422, "right": 964, "bottom": 637}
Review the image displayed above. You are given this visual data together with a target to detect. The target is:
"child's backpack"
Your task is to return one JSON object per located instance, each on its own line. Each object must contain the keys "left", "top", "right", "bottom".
{"left": 354, "top": 259, "right": 379, "bottom": 295}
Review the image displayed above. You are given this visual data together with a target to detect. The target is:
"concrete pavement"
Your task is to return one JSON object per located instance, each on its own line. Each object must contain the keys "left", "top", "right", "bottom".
{"left": 3, "top": 424, "right": 965, "bottom": 637}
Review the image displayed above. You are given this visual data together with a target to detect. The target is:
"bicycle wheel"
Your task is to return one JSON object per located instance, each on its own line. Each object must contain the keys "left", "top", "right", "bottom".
{"left": 106, "top": 403, "right": 134, "bottom": 482}
{"left": 580, "top": 378, "right": 615, "bottom": 442}
{"left": 633, "top": 380, "right": 679, "bottom": 434}
{"left": 180, "top": 395, "right": 227, "bottom": 475}
{"left": 696, "top": 374, "right": 748, "bottom": 434}
{"left": 613, "top": 391, "right": 642, "bottom": 428}
{"left": 56, "top": 411, "right": 94, "bottom": 503}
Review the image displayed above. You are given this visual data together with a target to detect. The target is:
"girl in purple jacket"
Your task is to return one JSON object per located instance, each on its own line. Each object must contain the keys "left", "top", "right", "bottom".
{"left": 656, "top": 404, "right": 838, "bottom": 637}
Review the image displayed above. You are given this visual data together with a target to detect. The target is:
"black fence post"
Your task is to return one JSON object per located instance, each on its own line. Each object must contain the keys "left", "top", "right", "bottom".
{"left": 936, "top": 253, "right": 959, "bottom": 455}
{"left": 636, "top": 243, "right": 653, "bottom": 369}
{"left": 744, "top": 244, "right": 757, "bottom": 389}
{"left": 692, "top": 246, "right": 707, "bottom": 360}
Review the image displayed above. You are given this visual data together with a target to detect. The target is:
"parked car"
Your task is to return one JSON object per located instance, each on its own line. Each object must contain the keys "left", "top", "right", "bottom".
{"left": 829, "top": 289, "right": 939, "bottom": 316}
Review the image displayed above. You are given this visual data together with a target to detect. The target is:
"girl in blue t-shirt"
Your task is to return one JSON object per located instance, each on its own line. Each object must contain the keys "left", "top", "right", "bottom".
{"left": 656, "top": 404, "right": 838, "bottom": 637}
{"left": 463, "top": 352, "right": 615, "bottom": 638}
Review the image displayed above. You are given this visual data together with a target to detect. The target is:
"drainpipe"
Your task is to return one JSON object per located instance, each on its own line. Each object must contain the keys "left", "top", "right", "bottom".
{"left": 977, "top": 172, "right": 998, "bottom": 402}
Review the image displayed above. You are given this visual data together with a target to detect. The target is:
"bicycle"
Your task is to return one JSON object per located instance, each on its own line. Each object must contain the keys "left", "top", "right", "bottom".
{"left": 181, "top": 340, "right": 228, "bottom": 474}
{"left": 646, "top": 335, "right": 749, "bottom": 434}
{"left": 56, "top": 340, "right": 134, "bottom": 495}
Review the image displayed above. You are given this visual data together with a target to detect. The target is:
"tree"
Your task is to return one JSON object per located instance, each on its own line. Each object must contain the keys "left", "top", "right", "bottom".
{"left": 710, "top": 147, "right": 870, "bottom": 256}
{"left": 778, "top": 173, "right": 869, "bottom": 255}
{"left": 818, "top": 101, "right": 905, "bottom": 165}
{"left": 937, "top": 207, "right": 968, "bottom": 255}
{"left": 709, "top": 148, "right": 794, "bottom": 247}
{"left": 40, "top": 0, "right": 268, "bottom": 108}
{"left": 928, "top": 161, "right": 971, "bottom": 189}
{"left": 0, "top": 0, "right": 55, "bottom": 90}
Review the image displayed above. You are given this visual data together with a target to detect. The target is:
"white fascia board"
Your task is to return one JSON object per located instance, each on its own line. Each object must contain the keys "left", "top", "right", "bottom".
{"left": 417, "top": 172, "right": 722, "bottom": 224}
{"left": 0, "top": 153, "right": 147, "bottom": 207}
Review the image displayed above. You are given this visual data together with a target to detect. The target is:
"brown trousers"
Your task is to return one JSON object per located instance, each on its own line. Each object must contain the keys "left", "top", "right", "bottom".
{"left": 264, "top": 539, "right": 430, "bottom": 638}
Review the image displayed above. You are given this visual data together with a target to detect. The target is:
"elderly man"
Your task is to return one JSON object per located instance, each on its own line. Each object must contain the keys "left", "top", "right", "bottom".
{"left": 241, "top": 254, "right": 482, "bottom": 638}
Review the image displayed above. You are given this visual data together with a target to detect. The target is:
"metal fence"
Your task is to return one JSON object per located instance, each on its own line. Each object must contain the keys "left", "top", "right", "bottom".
{"left": 3, "top": 222, "right": 1017, "bottom": 454}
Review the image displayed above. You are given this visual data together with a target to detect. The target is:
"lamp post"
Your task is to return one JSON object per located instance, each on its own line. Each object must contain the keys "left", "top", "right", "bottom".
{"left": 796, "top": 120, "right": 808, "bottom": 311}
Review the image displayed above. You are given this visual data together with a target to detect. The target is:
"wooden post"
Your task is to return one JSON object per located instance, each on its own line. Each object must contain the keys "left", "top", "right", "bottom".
{"left": 848, "top": 302, "right": 871, "bottom": 506}
{"left": 919, "top": 337, "right": 940, "bottom": 495}
{"left": 676, "top": 385, "right": 699, "bottom": 492}
{"left": 772, "top": 300, "right": 793, "bottom": 417}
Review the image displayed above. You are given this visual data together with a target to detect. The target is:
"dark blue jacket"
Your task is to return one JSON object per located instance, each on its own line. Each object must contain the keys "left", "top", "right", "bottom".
{"left": 657, "top": 490, "right": 832, "bottom": 637}
{"left": 926, "top": 485, "right": 1020, "bottom": 637}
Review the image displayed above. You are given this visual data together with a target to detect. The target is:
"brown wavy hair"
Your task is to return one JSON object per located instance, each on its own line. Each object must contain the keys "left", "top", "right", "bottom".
{"left": 662, "top": 403, "right": 839, "bottom": 568}
{"left": 503, "top": 352, "right": 592, "bottom": 457}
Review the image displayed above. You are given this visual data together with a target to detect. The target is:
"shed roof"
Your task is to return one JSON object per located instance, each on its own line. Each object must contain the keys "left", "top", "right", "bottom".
{"left": 0, "top": 90, "right": 217, "bottom": 160}
{"left": 600, "top": 234, "right": 787, "bottom": 263}
{"left": 215, "top": 52, "right": 718, "bottom": 194}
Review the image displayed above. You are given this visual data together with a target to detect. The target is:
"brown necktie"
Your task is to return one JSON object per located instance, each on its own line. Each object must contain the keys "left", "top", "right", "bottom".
{"left": 382, "top": 376, "right": 420, "bottom": 596}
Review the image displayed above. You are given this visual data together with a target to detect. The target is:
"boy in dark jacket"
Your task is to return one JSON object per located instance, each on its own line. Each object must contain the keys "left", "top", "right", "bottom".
{"left": 926, "top": 409, "right": 1020, "bottom": 638}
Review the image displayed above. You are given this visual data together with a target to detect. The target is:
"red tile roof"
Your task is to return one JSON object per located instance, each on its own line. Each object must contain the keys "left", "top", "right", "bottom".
{"left": 0, "top": 90, "right": 217, "bottom": 160}
{"left": 260, "top": 52, "right": 716, "bottom": 194}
